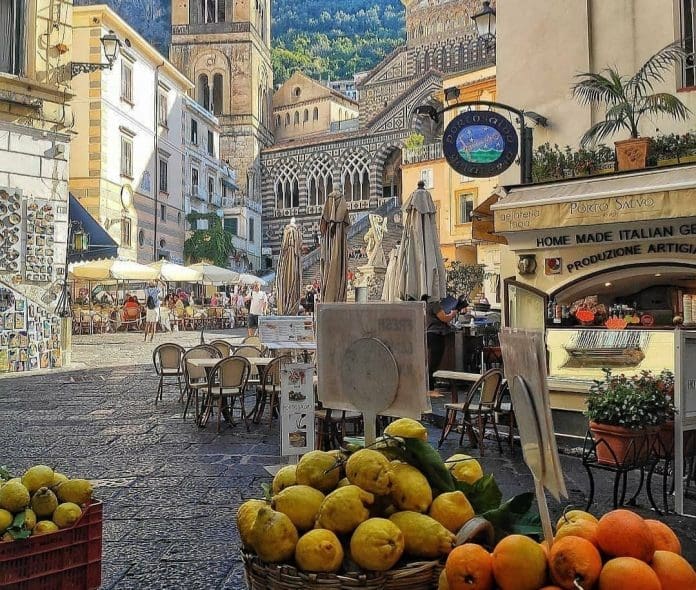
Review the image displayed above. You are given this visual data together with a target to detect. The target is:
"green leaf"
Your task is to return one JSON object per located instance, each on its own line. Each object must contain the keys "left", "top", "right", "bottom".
{"left": 0, "top": 466, "right": 11, "bottom": 481}
{"left": 455, "top": 474, "right": 503, "bottom": 513}
{"left": 402, "top": 438, "right": 456, "bottom": 494}
{"left": 481, "top": 492, "right": 542, "bottom": 542}
{"left": 7, "top": 528, "right": 31, "bottom": 540}
{"left": 260, "top": 483, "right": 272, "bottom": 502}
{"left": 11, "top": 511, "right": 25, "bottom": 529}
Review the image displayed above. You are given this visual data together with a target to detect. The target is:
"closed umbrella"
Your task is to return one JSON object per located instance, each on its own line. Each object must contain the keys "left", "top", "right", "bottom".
{"left": 275, "top": 220, "right": 302, "bottom": 315}
{"left": 149, "top": 260, "right": 202, "bottom": 282}
{"left": 69, "top": 259, "right": 159, "bottom": 281}
{"left": 188, "top": 263, "right": 239, "bottom": 285}
{"left": 396, "top": 182, "right": 447, "bottom": 301}
{"left": 381, "top": 244, "right": 401, "bottom": 302}
{"left": 320, "top": 191, "right": 351, "bottom": 303}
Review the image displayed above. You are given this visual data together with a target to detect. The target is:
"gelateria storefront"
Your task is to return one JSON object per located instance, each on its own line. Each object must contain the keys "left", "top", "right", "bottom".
{"left": 491, "top": 164, "right": 696, "bottom": 438}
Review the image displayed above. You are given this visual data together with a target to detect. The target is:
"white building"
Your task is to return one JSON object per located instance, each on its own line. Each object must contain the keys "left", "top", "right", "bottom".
{"left": 70, "top": 5, "right": 193, "bottom": 264}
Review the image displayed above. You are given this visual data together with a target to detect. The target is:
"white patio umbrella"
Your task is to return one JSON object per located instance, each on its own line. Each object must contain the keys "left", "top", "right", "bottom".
{"left": 187, "top": 263, "right": 240, "bottom": 285}
{"left": 149, "top": 260, "right": 202, "bottom": 282}
{"left": 237, "top": 273, "right": 267, "bottom": 287}
{"left": 69, "top": 259, "right": 160, "bottom": 281}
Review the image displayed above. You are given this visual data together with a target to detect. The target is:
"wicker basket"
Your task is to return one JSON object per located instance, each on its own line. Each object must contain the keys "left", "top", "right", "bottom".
{"left": 242, "top": 552, "right": 443, "bottom": 590}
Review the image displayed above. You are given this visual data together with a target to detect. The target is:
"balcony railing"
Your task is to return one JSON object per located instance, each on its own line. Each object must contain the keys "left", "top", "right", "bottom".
{"left": 330, "top": 118, "right": 359, "bottom": 133}
{"left": 191, "top": 187, "right": 205, "bottom": 201}
{"left": 222, "top": 196, "right": 262, "bottom": 213}
{"left": 402, "top": 142, "right": 443, "bottom": 164}
{"left": 209, "top": 193, "right": 222, "bottom": 207}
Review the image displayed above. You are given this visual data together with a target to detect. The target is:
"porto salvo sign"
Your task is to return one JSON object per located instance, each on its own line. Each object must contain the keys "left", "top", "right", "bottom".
{"left": 442, "top": 111, "right": 519, "bottom": 178}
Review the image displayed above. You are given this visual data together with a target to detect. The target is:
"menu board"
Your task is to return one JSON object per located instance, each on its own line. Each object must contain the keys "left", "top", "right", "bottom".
{"left": 259, "top": 316, "right": 315, "bottom": 347}
{"left": 279, "top": 363, "right": 315, "bottom": 456}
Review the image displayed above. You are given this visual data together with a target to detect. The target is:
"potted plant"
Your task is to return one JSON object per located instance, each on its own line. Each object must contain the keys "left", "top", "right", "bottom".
{"left": 585, "top": 369, "right": 674, "bottom": 466}
{"left": 572, "top": 43, "right": 690, "bottom": 171}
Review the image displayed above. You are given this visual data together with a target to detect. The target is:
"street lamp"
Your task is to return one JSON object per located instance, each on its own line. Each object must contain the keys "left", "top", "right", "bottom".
{"left": 471, "top": 1, "right": 496, "bottom": 42}
{"left": 57, "top": 221, "right": 89, "bottom": 317}
{"left": 70, "top": 31, "right": 121, "bottom": 78}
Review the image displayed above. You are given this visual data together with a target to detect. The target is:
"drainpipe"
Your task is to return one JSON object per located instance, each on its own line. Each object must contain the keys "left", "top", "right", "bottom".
{"left": 153, "top": 61, "right": 165, "bottom": 261}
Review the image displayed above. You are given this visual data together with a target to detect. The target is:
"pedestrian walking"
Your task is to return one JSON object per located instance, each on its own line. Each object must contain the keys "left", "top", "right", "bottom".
{"left": 246, "top": 282, "right": 268, "bottom": 336}
{"left": 143, "top": 281, "right": 162, "bottom": 342}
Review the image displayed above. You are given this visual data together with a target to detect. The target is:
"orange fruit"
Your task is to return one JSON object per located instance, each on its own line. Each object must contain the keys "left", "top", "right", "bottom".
{"left": 445, "top": 543, "right": 493, "bottom": 590}
{"left": 599, "top": 557, "right": 661, "bottom": 590}
{"left": 555, "top": 509, "right": 598, "bottom": 532}
{"left": 645, "top": 519, "right": 681, "bottom": 554}
{"left": 549, "top": 535, "right": 602, "bottom": 590}
{"left": 555, "top": 518, "right": 599, "bottom": 547}
{"left": 596, "top": 509, "right": 654, "bottom": 562}
{"left": 491, "top": 534, "right": 547, "bottom": 590}
{"left": 539, "top": 539, "right": 550, "bottom": 559}
{"left": 650, "top": 550, "right": 696, "bottom": 588}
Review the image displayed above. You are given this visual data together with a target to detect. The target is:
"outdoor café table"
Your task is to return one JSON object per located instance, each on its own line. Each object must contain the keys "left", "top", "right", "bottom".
{"left": 263, "top": 341, "right": 316, "bottom": 362}
{"left": 432, "top": 370, "right": 484, "bottom": 444}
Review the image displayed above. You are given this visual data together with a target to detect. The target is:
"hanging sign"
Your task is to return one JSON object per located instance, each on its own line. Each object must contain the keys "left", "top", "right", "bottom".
{"left": 442, "top": 111, "right": 519, "bottom": 178}
{"left": 279, "top": 363, "right": 315, "bottom": 456}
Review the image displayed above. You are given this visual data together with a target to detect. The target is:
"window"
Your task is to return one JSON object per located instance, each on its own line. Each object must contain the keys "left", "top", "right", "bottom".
{"left": 191, "top": 167, "right": 199, "bottom": 196}
{"left": 197, "top": 74, "right": 210, "bottom": 110}
{"left": 160, "top": 204, "right": 166, "bottom": 222}
{"left": 201, "top": 0, "right": 224, "bottom": 23}
{"left": 158, "top": 91, "right": 168, "bottom": 126}
{"left": 121, "top": 217, "right": 132, "bottom": 247}
{"left": 212, "top": 73, "right": 223, "bottom": 115}
{"left": 159, "top": 159, "right": 168, "bottom": 193}
{"left": 121, "top": 61, "right": 133, "bottom": 103}
{"left": 341, "top": 150, "right": 371, "bottom": 201}
{"left": 307, "top": 154, "right": 334, "bottom": 207}
{"left": 207, "top": 130, "right": 214, "bottom": 156}
{"left": 285, "top": 113, "right": 290, "bottom": 126}
{"left": 313, "top": 107, "right": 319, "bottom": 120}
{"left": 293, "top": 111, "right": 300, "bottom": 125}
{"left": 0, "top": 0, "right": 24, "bottom": 75}
{"left": 120, "top": 136, "right": 133, "bottom": 178}
{"left": 274, "top": 160, "right": 300, "bottom": 209}
{"left": 420, "top": 168, "right": 434, "bottom": 189}
{"left": 249, "top": 218, "right": 255, "bottom": 243}
{"left": 190, "top": 119, "right": 198, "bottom": 144}
{"left": 457, "top": 192, "right": 474, "bottom": 224}
{"left": 208, "top": 176, "right": 215, "bottom": 199}
{"left": 303, "top": 109, "right": 309, "bottom": 122}
{"left": 177, "top": 211, "right": 182, "bottom": 225}
{"left": 293, "top": 86, "right": 301, "bottom": 97}
{"left": 224, "top": 217, "right": 238, "bottom": 235}
{"left": 275, "top": 114, "right": 281, "bottom": 128}
{"left": 680, "top": 0, "right": 696, "bottom": 87}
{"left": 138, "top": 229, "right": 145, "bottom": 247}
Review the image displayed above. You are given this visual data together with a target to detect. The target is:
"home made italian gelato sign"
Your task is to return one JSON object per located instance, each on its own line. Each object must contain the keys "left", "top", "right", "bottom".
{"left": 280, "top": 363, "right": 315, "bottom": 456}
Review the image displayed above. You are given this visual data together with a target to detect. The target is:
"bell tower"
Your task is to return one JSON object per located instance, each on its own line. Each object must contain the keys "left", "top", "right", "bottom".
{"left": 170, "top": 0, "right": 273, "bottom": 202}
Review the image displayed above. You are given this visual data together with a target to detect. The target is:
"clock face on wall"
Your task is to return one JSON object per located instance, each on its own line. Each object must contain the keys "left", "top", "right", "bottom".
{"left": 442, "top": 110, "right": 519, "bottom": 178}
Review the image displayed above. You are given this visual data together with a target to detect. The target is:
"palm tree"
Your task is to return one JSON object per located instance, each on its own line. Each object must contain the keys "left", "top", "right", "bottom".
{"left": 572, "top": 43, "right": 691, "bottom": 147}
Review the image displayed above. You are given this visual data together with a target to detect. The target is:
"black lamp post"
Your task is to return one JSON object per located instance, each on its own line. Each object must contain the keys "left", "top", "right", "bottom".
{"left": 70, "top": 31, "right": 121, "bottom": 78}
{"left": 57, "top": 221, "right": 88, "bottom": 317}
{"left": 471, "top": 1, "right": 496, "bottom": 44}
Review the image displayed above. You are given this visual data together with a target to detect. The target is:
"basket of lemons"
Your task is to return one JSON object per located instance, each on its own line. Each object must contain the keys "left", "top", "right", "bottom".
{"left": 237, "top": 418, "right": 538, "bottom": 590}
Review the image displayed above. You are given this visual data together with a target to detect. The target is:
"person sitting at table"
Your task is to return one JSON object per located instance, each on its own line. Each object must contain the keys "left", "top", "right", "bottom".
{"left": 210, "top": 293, "right": 219, "bottom": 307}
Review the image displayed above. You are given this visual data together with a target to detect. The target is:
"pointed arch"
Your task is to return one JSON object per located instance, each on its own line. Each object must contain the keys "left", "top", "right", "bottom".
{"left": 305, "top": 153, "right": 334, "bottom": 207}
{"left": 341, "top": 149, "right": 371, "bottom": 202}
{"left": 273, "top": 159, "right": 300, "bottom": 209}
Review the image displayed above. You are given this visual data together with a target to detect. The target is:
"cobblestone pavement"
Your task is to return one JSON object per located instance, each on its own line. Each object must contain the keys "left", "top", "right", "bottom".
{"left": 0, "top": 330, "right": 694, "bottom": 589}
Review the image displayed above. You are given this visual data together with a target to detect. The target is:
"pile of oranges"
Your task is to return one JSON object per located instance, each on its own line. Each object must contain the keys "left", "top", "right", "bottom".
{"left": 442, "top": 508, "right": 695, "bottom": 590}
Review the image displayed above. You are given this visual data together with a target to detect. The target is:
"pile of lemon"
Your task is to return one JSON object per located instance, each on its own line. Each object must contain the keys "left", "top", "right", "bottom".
{"left": 237, "top": 418, "right": 483, "bottom": 574}
{"left": 0, "top": 465, "right": 93, "bottom": 541}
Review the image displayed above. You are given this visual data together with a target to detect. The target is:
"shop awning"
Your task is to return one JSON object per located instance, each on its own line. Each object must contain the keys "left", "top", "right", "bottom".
{"left": 68, "top": 194, "right": 119, "bottom": 262}
{"left": 472, "top": 191, "right": 507, "bottom": 244}
{"left": 222, "top": 178, "right": 239, "bottom": 190}
{"left": 492, "top": 164, "right": 696, "bottom": 233}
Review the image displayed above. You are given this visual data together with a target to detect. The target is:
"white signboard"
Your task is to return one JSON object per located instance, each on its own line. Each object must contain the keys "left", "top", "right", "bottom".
{"left": 280, "top": 363, "right": 315, "bottom": 456}
{"left": 674, "top": 331, "right": 696, "bottom": 517}
{"left": 259, "top": 316, "right": 315, "bottom": 348}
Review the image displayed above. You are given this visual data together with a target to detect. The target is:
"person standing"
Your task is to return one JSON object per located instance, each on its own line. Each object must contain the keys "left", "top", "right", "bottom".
{"left": 425, "top": 295, "right": 461, "bottom": 392}
{"left": 143, "top": 281, "right": 162, "bottom": 342}
{"left": 246, "top": 282, "right": 268, "bottom": 336}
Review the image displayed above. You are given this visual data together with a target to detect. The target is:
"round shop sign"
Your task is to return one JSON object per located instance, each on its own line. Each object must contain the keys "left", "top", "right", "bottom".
{"left": 442, "top": 110, "right": 519, "bottom": 178}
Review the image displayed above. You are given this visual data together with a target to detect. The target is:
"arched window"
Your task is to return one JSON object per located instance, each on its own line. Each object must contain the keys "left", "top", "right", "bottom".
{"left": 285, "top": 113, "right": 290, "bottom": 126}
{"left": 293, "top": 111, "right": 300, "bottom": 125}
{"left": 303, "top": 109, "right": 309, "bottom": 122}
{"left": 306, "top": 154, "right": 334, "bottom": 207}
{"left": 212, "top": 73, "right": 223, "bottom": 115}
{"left": 274, "top": 161, "right": 300, "bottom": 209}
{"left": 197, "top": 74, "right": 210, "bottom": 110}
{"left": 341, "top": 150, "right": 370, "bottom": 202}
{"left": 275, "top": 114, "right": 281, "bottom": 128}
{"left": 313, "top": 106, "right": 319, "bottom": 121}
{"left": 424, "top": 52, "right": 431, "bottom": 72}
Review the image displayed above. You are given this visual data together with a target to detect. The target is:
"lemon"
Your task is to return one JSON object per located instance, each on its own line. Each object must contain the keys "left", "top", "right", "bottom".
{"left": 22, "top": 465, "right": 54, "bottom": 493}
{"left": 315, "top": 484, "right": 374, "bottom": 534}
{"left": 446, "top": 454, "right": 483, "bottom": 485}
{"left": 295, "top": 451, "right": 340, "bottom": 492}
{"left": 56, "top": 479, "right": 93, "bottom": 505}
{"left": 438, "top": 568, "right": 450, "bottom": 590}
{"left": 345, "top": 449, "right": 392, "bottom": 495}
{"left": 52, "top": 472, "right": 69, "bottom": 488}
{"left": 23, "top": 508, "right": 37, "bottom": 530}
{"left": 384, "top": 418, "right": 428, "bottom": 441}
{"left": 236, "top": 499, "right": 268, "bottom": 548}
{"left": 272, "top": 485, "right": 324, "bottom": 531}
{"left": 52, "top": 502, "right": 82, "bottom": 529}
{"left": 389, "top": 462, "right": 432, "bottom": 513}
{"left": 271, "top": 465, "right": 297, "bottom": 495}
{"left": 336, "top": 477, "right": 351, "bottom": 488}
{"left": 295, "top": 529, "right": 344, "bottom": 572}
{"left": 428, "top": 491, "right": 475, "bottom": 533}
{"left": 250, "top": 506, "right": 298, "bottom": 563}
{"left": 389, "top": 511, "right": 455, "bottom": 558}
{"left": 0, "top": 509, "right": 12, "bottom": 533}
{"left": 0, "top": 480, "right": 30, "bottom": 512}
{"left": 31, "top": 487, "right": 59, "bottom": 518}
{"left": 350, "top": 518, "right": 404, "bottom": 571}
{"left": 33, "top": 520, "right": 59, "bottom": 535}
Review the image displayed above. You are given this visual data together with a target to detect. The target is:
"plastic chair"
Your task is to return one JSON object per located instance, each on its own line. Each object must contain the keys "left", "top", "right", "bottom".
{"left": 152, "top": 343, "right": 185, "bottom": 405}
{"left": 182, "top": 344, "right": 222, "bottom": 421}
{"left": 203, "top": 356, "right": 251, "bottom": 433}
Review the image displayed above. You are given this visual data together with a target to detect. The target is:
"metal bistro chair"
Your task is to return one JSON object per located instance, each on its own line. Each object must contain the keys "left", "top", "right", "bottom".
{"left": 254, "top": 354, "right": 292, "bottom": 427}
{"left": 233, "top": 345, "right": 265, "bottom": 385}
{"left": 438, "top": 369, "right": 504, "bottom": 455}
{"left": 494, "top": 381, "right": 516, "bottom": 454}
{"left": 210, "top": 339, "right": 233, "bottom": 357}
{"left": 152, "top": 343, "right": 185, "bottom": 405}
{"left": 182, "top": 344, "right": 222, "bottom": 422}
{"left": 242, "top": 335, "right": 263, "bottom": 348}
{"left": 203, "top": 356, "right": 251, "bottom": 433}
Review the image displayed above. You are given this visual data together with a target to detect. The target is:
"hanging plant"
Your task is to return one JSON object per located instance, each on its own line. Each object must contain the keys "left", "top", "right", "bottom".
{"left": 184, "top": 212, "right": 236, "bottom": 268}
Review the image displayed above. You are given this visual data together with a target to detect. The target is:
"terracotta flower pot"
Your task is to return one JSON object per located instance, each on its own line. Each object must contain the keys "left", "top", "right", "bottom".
{"left": 615, "top": 137, "right": 651, "bottom": 171}
{"left": 589, "top": 421, "right": 655, "bottom": 466}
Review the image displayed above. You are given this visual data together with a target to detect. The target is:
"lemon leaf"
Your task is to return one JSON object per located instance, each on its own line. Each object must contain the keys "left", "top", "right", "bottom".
{"left": 402, "top": 438, "right": 455, "bottom": 493}
{"left": 481, "top": 492, "right": 542, "bottom": 542}
{"left": 455, "top": 474, "right": 502, "bottom": 513}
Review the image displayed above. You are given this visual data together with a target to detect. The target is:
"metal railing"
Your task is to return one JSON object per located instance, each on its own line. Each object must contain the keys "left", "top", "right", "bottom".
{"left": 402, "top": 142, "right": 443, "bottom": 164}
{"left": 209, "top": 193, "right": 222, "bottom": 207}
{"left": 221, "top": 196, "right": 263, "bottom": 213}
{"left": 330, "top": 118, "right": 359, "bottom": 133}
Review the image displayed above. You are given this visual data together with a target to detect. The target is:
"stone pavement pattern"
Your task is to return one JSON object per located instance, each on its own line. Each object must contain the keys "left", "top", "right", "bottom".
{"left": 0, "top": 330, "right": 694, "bottom": 588}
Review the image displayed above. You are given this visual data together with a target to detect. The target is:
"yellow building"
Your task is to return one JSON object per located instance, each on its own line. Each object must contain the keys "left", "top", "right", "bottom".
{"left": 401, "top": 65, "right": 501, "bottom": 304}
{"left": 0, "top": 0, "right": 74, "bottom": 371}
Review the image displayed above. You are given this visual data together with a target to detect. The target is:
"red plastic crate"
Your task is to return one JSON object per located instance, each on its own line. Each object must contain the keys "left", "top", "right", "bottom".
{"left": 0, "top": 501, "right": 102, "bottom": 590}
